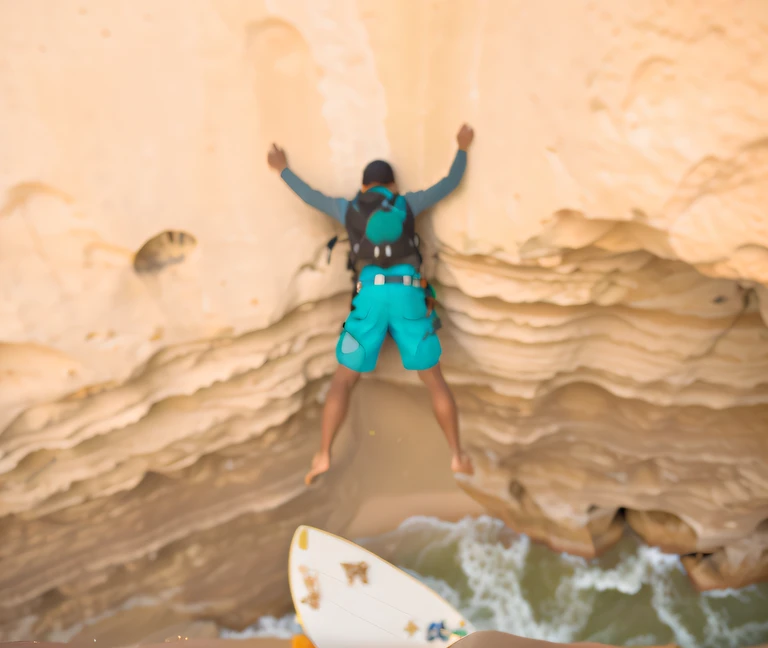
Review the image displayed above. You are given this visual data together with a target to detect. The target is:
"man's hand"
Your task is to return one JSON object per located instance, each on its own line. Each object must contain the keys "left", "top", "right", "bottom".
{"left": 267, "top": 143, "right": 288, "bottom": 172}
{"left": 456, "top": 124, "right": 474, "bottom": 151}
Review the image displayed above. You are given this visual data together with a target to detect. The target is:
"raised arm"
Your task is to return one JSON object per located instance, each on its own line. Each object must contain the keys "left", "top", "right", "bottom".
{"left": 268, "top": 144, "right": 348, "bottom": 224}
{"left": 403, "top": 124, "right": 475, "bottom": 216}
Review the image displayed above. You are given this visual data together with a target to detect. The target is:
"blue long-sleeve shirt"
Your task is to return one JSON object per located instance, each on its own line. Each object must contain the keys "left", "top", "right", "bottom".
{"left": 279, "top": 149, "right": 467, "bottom": 226}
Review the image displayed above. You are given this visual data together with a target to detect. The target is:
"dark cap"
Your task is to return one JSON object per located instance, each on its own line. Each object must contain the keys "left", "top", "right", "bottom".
{"left": 362, "top": 160, "right": 395, "bottom": 186}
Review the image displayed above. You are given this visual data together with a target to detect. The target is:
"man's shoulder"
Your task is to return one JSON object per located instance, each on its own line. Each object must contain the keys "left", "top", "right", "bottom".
{"left": 400, "top": 194, "right": 417, "bottom": 213}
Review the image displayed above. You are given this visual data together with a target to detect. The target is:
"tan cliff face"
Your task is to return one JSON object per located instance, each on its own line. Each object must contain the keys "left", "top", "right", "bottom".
{"left": 2, "top": 0, "right": 768, "bottom": 642}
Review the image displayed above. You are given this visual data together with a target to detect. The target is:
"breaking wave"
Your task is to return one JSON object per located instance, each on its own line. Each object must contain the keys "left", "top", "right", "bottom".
{"left": 222, "top": 516, "right": 768, "bottom": 647}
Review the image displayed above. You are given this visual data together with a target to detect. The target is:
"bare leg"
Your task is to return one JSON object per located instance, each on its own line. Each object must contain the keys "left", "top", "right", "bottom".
{"left": 305, "top": 364, "right": 360, "bottom": 485}
{"left": 417, "top": 363, "right": 474, "bottom": 475}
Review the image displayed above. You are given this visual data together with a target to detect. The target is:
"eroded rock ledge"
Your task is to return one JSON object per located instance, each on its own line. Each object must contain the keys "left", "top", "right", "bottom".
{"left": 431, "top": 245, "right": 768, "bottom": 592}
{"left": 0, "top": 296, "right": 355, "bottom": 640}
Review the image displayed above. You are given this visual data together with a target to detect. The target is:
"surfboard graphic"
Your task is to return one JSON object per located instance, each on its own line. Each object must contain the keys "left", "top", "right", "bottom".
{"left": 288, "top": 525, "right": 474, "bottom": 648}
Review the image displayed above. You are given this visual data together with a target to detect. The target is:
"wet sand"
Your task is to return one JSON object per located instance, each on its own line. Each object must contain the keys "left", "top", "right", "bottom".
{"left": 343, "top": 377, "right": 486, "bottom": 539}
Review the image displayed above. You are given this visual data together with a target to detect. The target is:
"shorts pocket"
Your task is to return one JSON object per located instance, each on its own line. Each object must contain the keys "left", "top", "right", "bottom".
{"left": 397, "top": 290, "right": 429, "bottom": 321}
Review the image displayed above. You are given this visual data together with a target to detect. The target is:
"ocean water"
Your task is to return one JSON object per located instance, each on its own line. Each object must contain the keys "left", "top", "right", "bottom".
{"left": 222, "top": 516, "right": 768, "bottom": 648}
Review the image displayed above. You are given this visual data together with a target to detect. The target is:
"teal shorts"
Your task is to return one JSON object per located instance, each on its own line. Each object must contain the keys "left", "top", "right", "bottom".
{"left": 336, "top": 265, "right": 442, "bottom": 374}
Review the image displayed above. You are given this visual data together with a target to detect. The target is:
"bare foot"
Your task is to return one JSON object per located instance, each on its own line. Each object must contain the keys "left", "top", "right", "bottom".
{"left": 304, "top": 452, "right": 331, "bottom": 485}
{"left": 451, "top": 453, "right": 474, "bottom": 476}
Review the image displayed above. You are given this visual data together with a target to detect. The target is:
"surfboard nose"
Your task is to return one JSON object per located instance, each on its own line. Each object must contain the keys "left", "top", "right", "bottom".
{"left": 292, "top": 525, "right": 312, "bottom": 551}
{"left": 288, "top": 526, "right": 472, "bottom": 648}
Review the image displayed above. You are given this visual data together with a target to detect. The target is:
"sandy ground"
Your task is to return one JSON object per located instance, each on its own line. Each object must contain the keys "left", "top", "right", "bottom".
{"left": 344, "top": 373, "right": 486, "bottom": 539}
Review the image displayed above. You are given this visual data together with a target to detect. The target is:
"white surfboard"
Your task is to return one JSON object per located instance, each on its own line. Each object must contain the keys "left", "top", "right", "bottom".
{"left": 288, "top": 525, "right": 474, "bottom": 648}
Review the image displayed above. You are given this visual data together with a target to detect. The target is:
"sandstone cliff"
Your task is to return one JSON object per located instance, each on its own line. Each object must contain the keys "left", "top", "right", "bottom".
{"left": 2, "top": 0, "right": 768, "bottom": 642}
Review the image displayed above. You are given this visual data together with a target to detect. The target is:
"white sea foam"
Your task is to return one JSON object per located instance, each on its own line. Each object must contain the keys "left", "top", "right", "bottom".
{"left": 222, "top": 515, "right": 768, "bottom": 648}
{"left": 220, "top": 614, "right": 301, "bottom": 639}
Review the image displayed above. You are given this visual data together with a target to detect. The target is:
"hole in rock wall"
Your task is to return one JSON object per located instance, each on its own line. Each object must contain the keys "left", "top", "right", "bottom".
{"left": 508, "top": 479, "right": 526, "bottom": 500}
{"left": 133, "top": 231, "right": 197, "bottom": 274}
{"left": 587, "top": 506, "right": 626, "bottom": 523}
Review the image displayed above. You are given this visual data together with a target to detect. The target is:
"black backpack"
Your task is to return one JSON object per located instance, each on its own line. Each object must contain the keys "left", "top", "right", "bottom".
{"left": 326, "top": 188, "right": 423, "bottom": 305}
